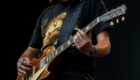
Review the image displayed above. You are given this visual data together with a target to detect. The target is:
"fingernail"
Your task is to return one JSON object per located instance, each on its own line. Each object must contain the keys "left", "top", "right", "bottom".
{"left": 30, "top": 62, "right": 32, "bottom": 64}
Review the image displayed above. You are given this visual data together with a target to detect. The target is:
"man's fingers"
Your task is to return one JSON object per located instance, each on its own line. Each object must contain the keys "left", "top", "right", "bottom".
{"left": 17, "top": 60, "right": 32, "bottom": 68}
{"left": 20, "top": 65, "right": 30, "bottom": 71}
{"left": 17, "top": 58, "right": 24, "bottom": 66}
{"left": 78, "top": 30, "right": 88, "bottom": 39}
{"left": 76, "top": 31, "right": 83, "bottom": 41}
{"left": 74, "top": 35, "right": 80, "bottom": 44}
{"left": 18, "top": 72, "right": 24, "bottom": 76}
{"left": 18, "top": 68, "right": 26, "bottom": 76}
{"left": 23, "top": 61, "right": 32, "bottom": 67}
{"left": 23, "top": 57, "right": 32, "bottom": 67}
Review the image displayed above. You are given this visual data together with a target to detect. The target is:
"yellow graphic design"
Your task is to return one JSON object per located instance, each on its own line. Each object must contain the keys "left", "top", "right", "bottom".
{"left": 42, "top": 12, "right": 67, "bottom": 49}
{"left": 41, "top": 18, "right": 49, "bottom": 37}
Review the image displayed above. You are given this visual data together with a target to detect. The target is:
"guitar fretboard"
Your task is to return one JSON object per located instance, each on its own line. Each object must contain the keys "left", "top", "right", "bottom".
{"left": 53, "top": 18, "right": 98, "bottom": 58}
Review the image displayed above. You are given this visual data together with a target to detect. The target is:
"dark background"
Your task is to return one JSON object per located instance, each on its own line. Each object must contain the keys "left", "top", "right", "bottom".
{"left": 1, "top": 0, "right": 140, "bottom": 80}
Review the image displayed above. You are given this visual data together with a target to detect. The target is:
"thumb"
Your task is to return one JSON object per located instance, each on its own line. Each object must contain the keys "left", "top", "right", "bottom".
{"left": 24, "top": 57, "right": 32, "bottom": 66}
{"left": 24, "top": 57, "right": 31, "bottom": 62}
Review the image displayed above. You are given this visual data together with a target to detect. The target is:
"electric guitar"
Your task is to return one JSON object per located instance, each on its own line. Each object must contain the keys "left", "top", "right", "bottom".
{"left": 16, "top": 4, "right": 127, "bottom": 80}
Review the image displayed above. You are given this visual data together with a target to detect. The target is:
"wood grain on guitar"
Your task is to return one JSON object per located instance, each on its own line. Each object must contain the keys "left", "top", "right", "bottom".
{"left": 16, "top": 4, "right": 127, "bottom": 80}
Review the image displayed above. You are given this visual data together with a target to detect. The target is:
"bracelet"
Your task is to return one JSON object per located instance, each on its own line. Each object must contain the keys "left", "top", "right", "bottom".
{"left": 92, "top": 45, "right": 97, "bottom": 50}
{"left": 86, "top": 45, "right": 97, "bottom": 57}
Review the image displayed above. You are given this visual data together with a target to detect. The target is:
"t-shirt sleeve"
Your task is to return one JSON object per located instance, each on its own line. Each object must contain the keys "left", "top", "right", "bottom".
{"left": 90, "top": 0, "right": 114, "bottom": 37}
{"left": 28, "top": 16, "right": 42, "bottom": 48}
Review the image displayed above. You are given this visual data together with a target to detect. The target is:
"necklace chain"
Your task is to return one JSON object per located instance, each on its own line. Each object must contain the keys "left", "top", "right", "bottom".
{"left": 54, "top": 0, "right": 75, "bottom": 19}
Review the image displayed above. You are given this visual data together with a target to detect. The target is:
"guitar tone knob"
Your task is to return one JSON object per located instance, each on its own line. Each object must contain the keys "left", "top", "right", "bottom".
{"left": 110, "top": 21, "right": 114, "bottom": 26}
{"left": 116, "top": 19, "right": 119, "bottom": 24}
{"left": 122, "top": 16, "right": 125, "bottom": 21}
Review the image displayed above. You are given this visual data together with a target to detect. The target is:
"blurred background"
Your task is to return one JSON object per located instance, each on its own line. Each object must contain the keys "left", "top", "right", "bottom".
{"left": 1, "top": 0, "right": 140, "bottom": 80}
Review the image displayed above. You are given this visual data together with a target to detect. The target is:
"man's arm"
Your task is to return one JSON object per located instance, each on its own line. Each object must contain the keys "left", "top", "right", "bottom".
{"left": 74, "top": 30, "right": 111, "bottom": 57}
{"left": 20, "top": 47, "right": 41, "bottom": 60}
{"left": 94, "top": 30, "right": 111, "bottom": 57}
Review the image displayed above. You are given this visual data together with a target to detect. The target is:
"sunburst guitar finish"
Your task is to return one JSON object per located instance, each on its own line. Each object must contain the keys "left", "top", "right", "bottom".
{"left": 16, "top": 46, "right": 61, "bottom": 80}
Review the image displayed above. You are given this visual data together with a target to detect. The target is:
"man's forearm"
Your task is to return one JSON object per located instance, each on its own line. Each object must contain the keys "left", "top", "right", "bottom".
{"left": 94, "top": 40, "right": 111, "bottom": 57}
{"left": 20, "top": 47, "right": 41, "bottom": 60}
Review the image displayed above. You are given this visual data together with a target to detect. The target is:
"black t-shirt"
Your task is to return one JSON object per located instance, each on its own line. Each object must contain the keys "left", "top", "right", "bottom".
{"left": 29, "top": 0, "right": 113, "bottom": 79}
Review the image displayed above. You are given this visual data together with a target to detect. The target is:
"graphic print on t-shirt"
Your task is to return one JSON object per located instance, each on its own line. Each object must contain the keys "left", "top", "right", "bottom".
{"left": 42, "top": 12, "right": 67, "bottom": 49}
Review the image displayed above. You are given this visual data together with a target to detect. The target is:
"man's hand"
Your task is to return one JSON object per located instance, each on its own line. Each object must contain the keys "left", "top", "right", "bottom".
{"left": 74, "top": 30, "right": 94, "bottom": 55}
{"left": 16, "top": 47, "right": 41, "bottom": 76}
{"left": 17, "top": 57, "right": 32, "bottom": 76}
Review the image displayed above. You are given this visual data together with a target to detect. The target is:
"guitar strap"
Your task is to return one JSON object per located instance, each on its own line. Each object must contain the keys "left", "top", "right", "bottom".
{"left": 39, "top": 0, "right": 85, "bottom": 57}
{"left": 57, "top": 0, "right": 85, "bottom": 47}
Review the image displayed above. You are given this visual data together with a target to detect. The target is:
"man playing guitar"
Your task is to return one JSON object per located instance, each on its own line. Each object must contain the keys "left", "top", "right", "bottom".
{"left": 17, "top": 0, "right": 113, "bottom": 79}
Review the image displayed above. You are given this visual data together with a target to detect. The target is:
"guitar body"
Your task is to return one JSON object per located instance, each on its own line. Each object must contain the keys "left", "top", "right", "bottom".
{"left": 16, "top": 46, "right": 61, "bottom": 80}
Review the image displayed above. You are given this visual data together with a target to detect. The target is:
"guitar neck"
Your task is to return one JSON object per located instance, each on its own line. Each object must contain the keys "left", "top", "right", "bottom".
{"left": 53, "top": 17, "right": 99, "bottom": 57}
{"left": 82, "top": 18, "right": 99, "bottom": 33}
